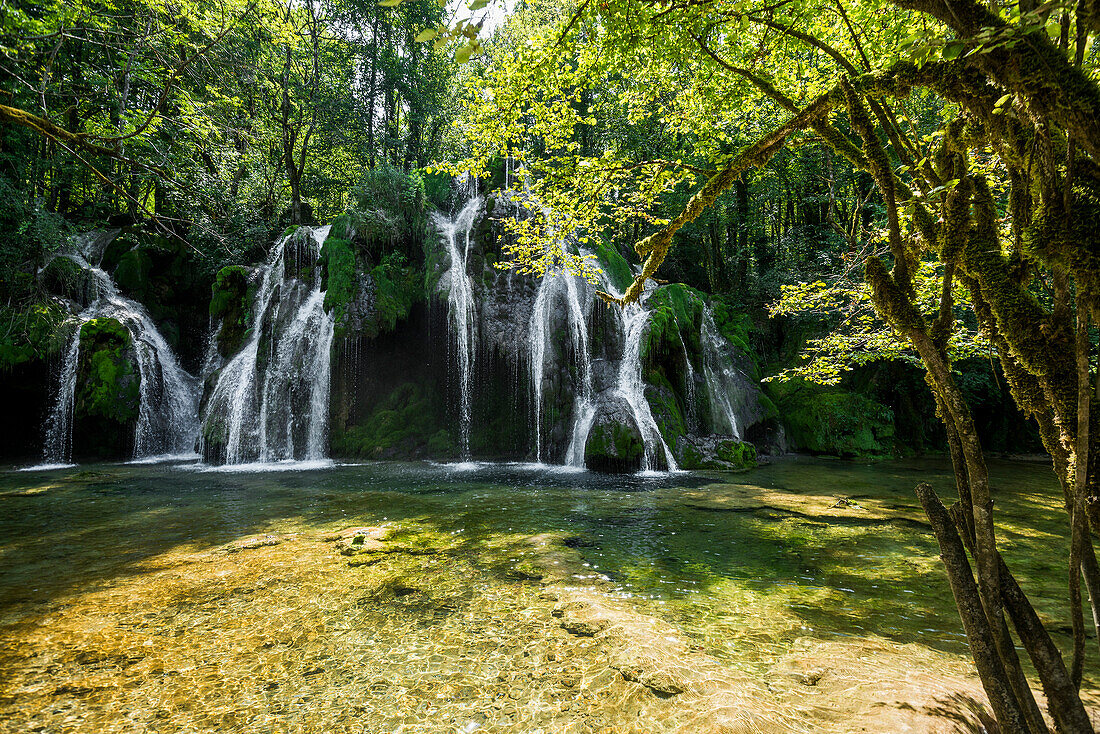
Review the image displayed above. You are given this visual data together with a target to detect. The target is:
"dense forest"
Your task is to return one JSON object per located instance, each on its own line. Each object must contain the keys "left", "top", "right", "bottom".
{"left": 3, "top": 0, "right": 1100, "bottom": 731}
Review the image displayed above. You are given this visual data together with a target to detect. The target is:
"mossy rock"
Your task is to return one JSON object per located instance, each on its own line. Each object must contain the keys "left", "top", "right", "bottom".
{"left": 72, "top": 317, "right": 140, "bottom": 460}
{"left": 330, "top": 381, "right": 451, "bottom": 459}
{"left": 362, "top": 258, "right": 421, "bottom": 337}
{"left": 645, "top": 380, "right": 687, "bottom": 450}
{"left": 676, "top": 436, "right": 757, "bottom": 471}
{"left": 319, "top": 236, "right": 358, "bottom": 330}
{"left": 209, "top": 266, "right": 252, "bottom": 358}
{"left": 40, "top": 256, "right": 94, "bottom": 305}
{"left": 100, "top": 233, "right": 136, "bottom": 273}
{"left": 584, "top": 399, "right": 647, "bottom": 473}
{"left": 114, "top": 248, "right": 154, "bottom": 299}
{"left": 320, "top": 217, "right": 423, "bottom": 339}
{"left": 774, "top": 381, "right": 895, "bottom": 458}
{"left": 281, "top": 228, "right": 320, "bottom": 284}
{"left": 593, "top": 239, "right": 633, "bottom": 293}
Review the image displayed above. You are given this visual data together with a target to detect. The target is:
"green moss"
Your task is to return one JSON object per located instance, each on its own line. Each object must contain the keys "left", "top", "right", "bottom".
{"left": 427, "top": 429, "right": 456, "bottom": 455}
{"left": 40, "top": 257, "right": 90, "bottom": 303}
{"left": 209, "top": 266, "right": 252, "bottom": 358}
{"left": 594, "top": 239, "right": 633, "bottom": 293}
{"left": 329, "top": 213, "right": 353, "bottom": 242}
{"left": 642, "top": 284, "right": 705, "bottom": 377}
{"left": 320, "top": 236, "right": 357, "bottom": 332}
{"left": 774, "top": 380, "right": 895, "bottom": 458}
{"left": 365, "top": 255, "right": 420, "bottom": 337}
{"left": 716, "top": 440, "right": 756, "bottom": 467}
{"left": 114, "top": 248, "right": 153, "bottom": 299}
{"left": 646, "top": 381, "right": 687, "bottom": 449}
{"left": 584, "top": 422, "right": 645, "bottom": 468}
{"left": 0, "top": 302, "right": 69, "bottom": 370}
{"left": 331, "top": 382, "right": 450, "bottom": 459}
{"left": 707, "top": 296, "right": 760, "bottom": 380}
{"left": 677, "top": 437, "right": 757, "bottom": 470}
{"left": 76, "top": 318, "right": 140, "bottom": 424}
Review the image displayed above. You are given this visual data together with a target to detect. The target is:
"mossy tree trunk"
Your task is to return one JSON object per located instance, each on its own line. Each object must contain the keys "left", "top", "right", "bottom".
{"left": 842, "top": 21, "right": 1100, "bottom": 730}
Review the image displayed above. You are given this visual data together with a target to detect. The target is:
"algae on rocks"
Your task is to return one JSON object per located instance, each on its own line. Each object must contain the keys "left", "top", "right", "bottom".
{"left": 73, "top": 317, "right": 141, "bottom": 459}
{"left": 209, "top": 266, "right": 252, "bottom": 358}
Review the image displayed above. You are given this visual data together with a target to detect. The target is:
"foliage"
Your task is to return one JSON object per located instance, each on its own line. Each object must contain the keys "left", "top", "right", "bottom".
{"left": 772, "top": 380, "right": 895, "bottom": 458}
{"left": 320, "top": 237, "right": 358, "bottom": 326}
{"left": 331, "top": 381, "right": 450, "bottom": 457}
{"left": 0, "top": 302, "right": 69, "bottom": 371}
{"left": 768, "top": 261, "right": 988, "bottom": 385}
{"left": 366, "top": 254, "right": 420, "bottom": 336}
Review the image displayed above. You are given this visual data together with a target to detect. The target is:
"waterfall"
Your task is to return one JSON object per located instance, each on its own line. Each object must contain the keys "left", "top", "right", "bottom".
{"left": 433, "top": 197, "right": 482, "bottom": 459}
{"left": 200, "top": 225, "right": 334, "bottom": 464}
{"left": 700, "top": 306, "right": 743, "bottom": 438}
{"left": 679, "top": 332, "right": 698, "bottom": 431}
{"left": 529, "top": 265, "right": 594, "bottom": 465}
{"left": 611, "top": 292, "right": 679, "bottom": 471}
{"left": 42, "top": 256, "right": 200, "bottom": 463}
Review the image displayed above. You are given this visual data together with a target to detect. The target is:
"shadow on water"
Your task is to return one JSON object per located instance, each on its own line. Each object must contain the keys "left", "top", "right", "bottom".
{"left": 0, "top": 455, "right": 1079, "bottom": 665}
{"left": 0, "top": 461, "right": 708, "bottom": 610}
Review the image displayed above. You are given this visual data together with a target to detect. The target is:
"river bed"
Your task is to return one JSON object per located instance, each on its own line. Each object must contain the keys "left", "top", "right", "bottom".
{"left": 0, "top": 456, "right": 1092, "bottom": 732}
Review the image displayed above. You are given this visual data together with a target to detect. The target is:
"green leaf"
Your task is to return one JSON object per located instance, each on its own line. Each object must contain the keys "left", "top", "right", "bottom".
{"left": 941, "top": 41, "right": 965, "bottom": 60}
{"left": 414, "top": 28, "right": 437, "bottom": 42}
{"left": 455, "top": 43, "right": 473, "bottom": 63}
{"left": 378, "top": 0, "right": 402, "bottom": 7}
{"left": 470, "top": 0, "right": 490, "bottom": 10}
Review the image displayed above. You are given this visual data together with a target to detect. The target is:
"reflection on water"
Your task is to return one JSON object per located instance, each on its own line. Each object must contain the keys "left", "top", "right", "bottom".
{"left": 0, "top": 456, "right": 1084, "bottom": 731}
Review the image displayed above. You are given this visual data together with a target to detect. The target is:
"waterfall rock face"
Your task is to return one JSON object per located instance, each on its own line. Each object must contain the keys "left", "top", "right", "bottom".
{"left": 426, "top": 191, "right": 769, "bottom": 472}
{"left": 40, "top": 234, "right": 201, "bottom": 464}
{"left": 200, "top": 226, "right": 334, "bottom": 465}
{"left": 34, "top": 194, "right": 770, "bottom": 471}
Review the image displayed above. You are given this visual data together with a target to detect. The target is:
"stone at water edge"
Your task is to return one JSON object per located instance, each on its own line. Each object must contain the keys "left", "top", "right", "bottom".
{"left": 676, "top": 435, "right": 757, "bottom": 471}
{"left": 583, "top": 396, "right": 648, "bottom": 473}
{"left": 72, "top": 317, "right": 141, "bottom": 461}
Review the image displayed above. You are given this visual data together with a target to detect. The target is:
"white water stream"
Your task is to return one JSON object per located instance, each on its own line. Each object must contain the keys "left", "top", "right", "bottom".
{"left": 433, "top": 197, "right": 482, "bottom": 459}
{"left": 42, "top": 255, "right": 200, "bottom": 463}
{"left": 200, "top": 226, "right": 334, "bottom": 464}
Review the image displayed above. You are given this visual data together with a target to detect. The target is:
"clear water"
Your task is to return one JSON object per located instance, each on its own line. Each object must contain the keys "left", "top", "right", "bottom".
{"left": 0, "top": 457, "right": 1088, "bottom": 731}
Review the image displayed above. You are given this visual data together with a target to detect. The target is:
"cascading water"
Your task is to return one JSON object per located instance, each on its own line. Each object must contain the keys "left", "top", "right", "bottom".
{"left": 200, "top": 226, "right": 334, "bottom": 464}
{"left": 678, "top": 332, "right": 699, "bottom": 430}
{"left": 700, "top": 306, "right": 743, "bottom": 437}
{"left": 529, "top": 265, "right": 595, "bottom": 465}
{"left": 433, "top": 197, "right": 482, "bottom": 459}
{"left": 608, "top": 289, "right": 679, "bottom": 472}
{"left": 42, "top": 255, "right": 200, "bottom": 463}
